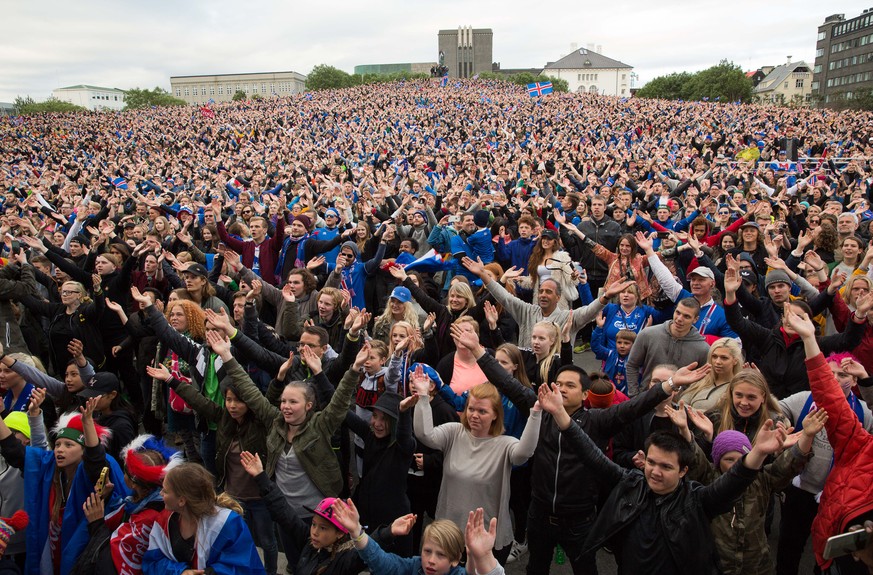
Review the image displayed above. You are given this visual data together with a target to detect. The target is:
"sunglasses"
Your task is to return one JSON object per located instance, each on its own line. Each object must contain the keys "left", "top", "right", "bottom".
{"left": 718, "top": 211, "right": 730, "bottom": 215}
{"left": 810, "top": 219, "right": 821, "bottom": 224}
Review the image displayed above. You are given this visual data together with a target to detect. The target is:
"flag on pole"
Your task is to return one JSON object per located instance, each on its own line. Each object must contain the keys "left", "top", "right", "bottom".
{"left": 527, "top": 82, "right": 553, "bottom": 97}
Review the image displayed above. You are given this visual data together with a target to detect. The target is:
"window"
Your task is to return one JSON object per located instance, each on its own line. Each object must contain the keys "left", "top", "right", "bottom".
{"left": 192, "top": 88, "right": 198, "bottom": 96}
{"left": 184, "top": 87, "right": 190, "bottom": 96}
{"left": 270, "top": 83, "right": 275, "bottom": 94}
{"left": 812, "top": 81, "right": 819, "bottom": 90}
{"left": 784, "top": 82, "right": 788, "bottom": 89}
{"left": 595, "top": 74, "right": 598, "bottom": 81}
{"left": 218, "top": 86, "right": 223, "bottom": 95}
{"left": 818, "top": 31, "right": 826, "bottom": 41}
{"left": 795, "top": 79, "right": 803, "bottom": 88}
{"left": 261, "top": 83, "right": 266, "bottom": 93}
{"left": 176, "top": 89, "right": 181, "bottom": 97}
{"left": 577, "top": 74, "right": 581, "bottom": 81}
{"left": 816, "top": 48, "right": 824, "bottom": 57}
{"left": 114, "top": 96, "right": 118, "bottom": 101}
{"left": 210, "top": 86, "right": 215, "bottom": 95}
{"left": 814, "top": 64, "right": 822, "bottom": 73}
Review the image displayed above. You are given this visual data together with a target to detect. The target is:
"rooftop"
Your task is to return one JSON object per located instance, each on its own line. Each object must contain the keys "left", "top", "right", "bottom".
{"left": 544, "top": 47, "right": 632, "bottom": 70}
{"left": 753, "top": 61, "right": 812, "bottom": 93}
{"left": 55, "top": 84, "right": 125, "bottom": 92}
{"left": 170, "top": 71, "right": 306, "bottom": 80}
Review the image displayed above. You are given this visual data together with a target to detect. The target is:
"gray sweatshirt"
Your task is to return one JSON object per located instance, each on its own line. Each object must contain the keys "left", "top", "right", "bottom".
{"left": 626, "top": 321, "right": 710, "bottom": 396}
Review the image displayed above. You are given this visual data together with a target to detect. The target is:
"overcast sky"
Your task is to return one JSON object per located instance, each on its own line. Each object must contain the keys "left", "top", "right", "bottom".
{"left": 1, "top": 0, "right": 865, "bottom": 102}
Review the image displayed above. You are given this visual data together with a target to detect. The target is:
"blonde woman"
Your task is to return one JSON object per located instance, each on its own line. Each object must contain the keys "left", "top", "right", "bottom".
{"left": 679, "top": 338, "right": 743, "bottom": 412}
{"left": 372, "top": 286, "right": 421, "bottom": 344}
{"left": 18, "top": 279, "right": 106, "bottom": 370}
{"left": 702, "top": 369, "right": 786, "bottom": 446}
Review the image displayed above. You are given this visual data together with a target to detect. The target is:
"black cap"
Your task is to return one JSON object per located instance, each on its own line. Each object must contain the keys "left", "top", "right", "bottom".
{"left": 541, "top": 229, "right": 558, "bottom": 240}
{"left": 739, "top": 269, "right": 755, "bottom": 284}
{"left": 79, "top": 372, "right": 120, "bottom": 399}
{"left": 182, "top": 263, "right": 209, "bottom": 278}
{"left": 70, "top": 234, "right": 89, "bottom": 246}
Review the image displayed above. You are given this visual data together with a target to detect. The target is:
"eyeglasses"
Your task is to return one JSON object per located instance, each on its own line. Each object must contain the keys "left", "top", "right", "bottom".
{"left": 718, "top": 211, "right": 730, "bottom": 215}
{"left": 242, "top": 210, "right": 252, "bottom": 215}
{"left": 810, "top": 219, "right": 821, "bottom": 224}
{"left": 61, "top": 290, "right": 79, "bottom": 296}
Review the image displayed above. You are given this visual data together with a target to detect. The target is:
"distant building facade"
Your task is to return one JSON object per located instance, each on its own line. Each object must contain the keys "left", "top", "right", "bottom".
{"left": 52, "top": 85, "right": 126, "bottom": 111}
{"left": 354, "top": 63, "right": 435, "bottom": 76}
{"left": 437, "top": 27, "right": 493, "bottom": 78}
{"left": 813, "top": 11, "right": 873, "bottom": 106}
{"left": 542, "top": 44, "right": 633, "bottom": 96}
{"left": 0, "top": 102, "right": 15, "bottom": 117}
{"left": 170, "top": 71, "right": 307, "bottom": 105}
{"left": 752, "top": 60, "right": 813, "bottom": 105}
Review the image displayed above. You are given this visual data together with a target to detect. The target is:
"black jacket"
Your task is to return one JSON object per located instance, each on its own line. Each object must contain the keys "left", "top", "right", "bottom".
{"left": 559, "top": 421, "right": 759, "bottom": 575}
{"left": 483, "top": 358, "right": 672, "bottom": 515}
{"left": 725, "top": 299, "right": 864, "bottom": 398}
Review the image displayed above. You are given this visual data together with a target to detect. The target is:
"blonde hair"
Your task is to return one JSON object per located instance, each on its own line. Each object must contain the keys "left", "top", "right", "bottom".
{"left": 531, "top": 321, "right": 561, "bottom": 385}
{"left": 452, "top": 315, "right": 480, "bottom": 335}
{"left": 62, "top": 281, "right": 91, "bottom": 304}
{"left": 447, "top": 282, "right": 475, "bottom": 313}
{"left": 461, "top": 383, "right": 504, "bottom": 437}
{"left": 680, "top": 338, "right": 743, "bottom": 400}
{"left": 388, "top": 321, "right": 423, "bottom": 356}
{"left": 714, "top": 369, "right": 782, "bottom": 442}
{"left": 843, "top": 275, "right": 873, "bottom": 309}
{"left": 374, "top": 298, "right": 419, "bottom": 338}
{"left": 422, "top": 520, "right": 464, "bottom": 562}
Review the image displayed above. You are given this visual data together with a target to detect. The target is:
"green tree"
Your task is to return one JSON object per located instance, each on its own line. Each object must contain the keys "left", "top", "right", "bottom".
{"left": 638, "top": 60, "right": 752, "bottom": 103}
{"left": 306, "top": 65, "right": 357, "bottom": 91}
{"left": 123, "top": 87, "right": 186, "bottom": 110}
{"left": 13, "top": 96, "right": 86, "bottom": 115}
{"left": 232, "top": 90, "right": 247, "bottom": 101}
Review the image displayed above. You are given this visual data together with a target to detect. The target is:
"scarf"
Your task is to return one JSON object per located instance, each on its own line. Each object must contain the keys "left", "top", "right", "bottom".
{"left": 202, "top": 353, "right": 222, "bottom": 431}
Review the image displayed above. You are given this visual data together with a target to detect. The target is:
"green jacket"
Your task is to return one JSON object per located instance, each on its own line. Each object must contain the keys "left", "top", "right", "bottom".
{"left": 264, "top": 364, "right": 359, "bottom": 497}
{"left": 171, "top": 358, "right": 271, "bottom": 489}
{"left": 690, "top": 441, "right": 810, "bottom": 575}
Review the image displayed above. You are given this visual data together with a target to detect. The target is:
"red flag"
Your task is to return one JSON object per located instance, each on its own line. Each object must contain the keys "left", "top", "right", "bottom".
{"left": 199, "top": 106, "right": 215, "bottom": 119}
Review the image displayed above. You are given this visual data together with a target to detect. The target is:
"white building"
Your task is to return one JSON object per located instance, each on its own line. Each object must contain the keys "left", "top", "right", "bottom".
{"left": 542, "top": 44, "right": 633, "bottom": 96}
{"left": 752, "top": 60, "right": 814, "bottom": 106}
{"left": 52, "top": 85, "right": 126, "bottom": 111}
{"left": 170, "top": 71, "right": 307, "bottom": 105}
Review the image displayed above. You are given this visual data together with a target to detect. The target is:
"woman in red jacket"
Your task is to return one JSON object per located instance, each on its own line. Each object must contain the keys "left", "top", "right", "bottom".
{"left": 785, "top": 307, "right": 873, "bottom": 573}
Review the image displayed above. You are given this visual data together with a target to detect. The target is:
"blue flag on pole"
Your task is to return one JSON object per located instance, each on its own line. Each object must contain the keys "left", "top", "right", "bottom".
{"left": 527, "top": 82, "right": 553, "bottom": 97}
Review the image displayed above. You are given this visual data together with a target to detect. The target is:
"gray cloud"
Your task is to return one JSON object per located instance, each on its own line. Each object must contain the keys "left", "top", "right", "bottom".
{"left": 1, "top": 0, "right": 867, "bottom": 102}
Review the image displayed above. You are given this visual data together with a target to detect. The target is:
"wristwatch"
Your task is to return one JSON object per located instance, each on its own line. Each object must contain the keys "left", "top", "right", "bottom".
{"left": 666, "top": 377, "right": 682, "bottom": 392}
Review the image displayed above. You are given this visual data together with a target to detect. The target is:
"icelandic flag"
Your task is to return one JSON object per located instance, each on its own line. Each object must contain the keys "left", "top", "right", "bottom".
{"left": 440, "top": 76, "right": 449, "bottom": 88}
{"left": 208, "top": 98, "right": 215, "bottom": 104}
{"left": 527, "top": 82, "right": 553, "bottom": 97}
{"left": 111, "top": 176, "right": 128, "bottom": 190}
{"left": 403, "top": 248, "right": 454, "bottom": 273}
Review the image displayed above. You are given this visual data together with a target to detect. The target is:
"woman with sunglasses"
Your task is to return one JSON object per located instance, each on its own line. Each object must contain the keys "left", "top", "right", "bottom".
{"left": 514, "top": 229, "right": 578, "bottom": 310}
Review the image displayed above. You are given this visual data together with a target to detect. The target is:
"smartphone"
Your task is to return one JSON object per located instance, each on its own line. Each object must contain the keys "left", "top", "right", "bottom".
{"left": 218, "top": 242, "right": 226, "bottom": 251}
{"left": 94, "top": 466, "right": 109, "bottom": 493}
{"left": 11, "top": 240, "right": 20, "bottom": 255}
{"left": 823, "top": 529, "right": 870, "bottom": 560}
{"left": 657, "top": 232, "right": 670, "bottom": 239}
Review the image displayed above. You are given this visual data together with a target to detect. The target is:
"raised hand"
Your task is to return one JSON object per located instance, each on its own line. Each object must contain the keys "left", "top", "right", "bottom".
{"left": 841, "top": 356, "right": 869, "bottom": 379}
{"left": 146, "top": 363, "right": 173, "bottom": 382}
{"left": 68, "top": 338, "right": 85, "bottom": 360}
{"left": 634, "top": 231, "right": 653, "bottom": 253}
{"left": 783, "top": 306, "right": 816, "bottom": 339}
{"left": 130, "top": 286, "right": 151, "bottom": 306}
{"left": 80, "top": 396, "right": 100, "bottom": 421}
{"left": 595, "top": 311, "right": 606, "bottom": 329}
{"left": 461, "top": 256, "right": 486, "bottom": 278}
{"left": 281, "top": 283, "right": 296, "bottom": 303}
{"left": 685, "top": 405, "right": 714, "bottom": 441}
{"left": 671, "top": 362, "right": 711, "bottom": 386}
{"left": 537, "top": 383, "right": 565, "bottom": 416}
{"left": 855, "top": 291, "right": 873, "bottom": 317}
{"left": 723, "top": 265, "right": 742, "bottom": 296}
{"left": 450, "top": 324, "right": 480, "bottom": 352}
{"left": 631, "top": 450, "right": 646, "bottom": 470}
{"left": 390, "top": 513, "right": 417, "bottom": 537}
{"left": 422, "top": 311, "right": 436, "bottom": 333}
{"left": 28, "top": 387, "right": 46, "bottom": 416}
{"left": 465, "top": 508, "right": 497, "bottom": 564}
{"left": 353, "top": 341, "right": 372, "bottom": 371}
{"left": 299, "top": 344, "right": 322, "bottom": 375}
{"left": 350, "top": 309, "right": 370, "bottom": 335}
{"left": 277, "top": 351, "right": 295, "bottom": 382}
{"left": 204, "top": 308, "right": 234, "bottom": 335}
{"left": 483, "top": 301, "right": 499, "bottom": 330}
{"left": 388, "top": 264, "right": 407, "bottom": 281}
{"left": 306, "top": 255, "right": 326, "bottom": 270}
{"left": 205, "top": 330, "right": 232, "bottom": 358}
{"left": 752, "top": 419, "right": 788, "bottom": 456}
{"left": 410, "top": 364, "right": 430, "bottom": 397}
{"left": 239, "top": 451, "right": 264, "bottom": 477}
{"left": 82, "top": 490, "right": 105, "bottom": 523}
{"left": 603, "top": 279, "right": 636, "bottom": 299}
{"left": 330, "top": 498, "right": 362, "bottom": 536}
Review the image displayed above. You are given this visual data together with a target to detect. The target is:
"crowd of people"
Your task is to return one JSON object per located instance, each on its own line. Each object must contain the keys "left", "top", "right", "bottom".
{"left": 0, "top": 77, "right": 872, "bottom": 575}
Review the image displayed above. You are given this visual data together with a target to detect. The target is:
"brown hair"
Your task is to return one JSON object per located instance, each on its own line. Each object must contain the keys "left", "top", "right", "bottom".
{"left": 495, "top": 343, "right": 532, "bottom": 388}
{"left": 163, "top": 463, "right": 243, "bottom": 518}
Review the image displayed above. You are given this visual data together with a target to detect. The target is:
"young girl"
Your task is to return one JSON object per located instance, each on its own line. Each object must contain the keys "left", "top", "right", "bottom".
{"left": 0, "top": 397, "right": 127, "bottom": 575}
{"left": 142, "top": 463, "right": 265, "bottom": 575}
{"left": 679, "top": 338, "right": 743, "bottom": 412}
{"left": 239, "top": 451, "right": 415, "bottom": 575}
{"left": 147, "top": 330, "right": 277, "bottom": 575}
{"left": 76, "top": 435, "right": 181, "bottom": 575}
{"left": 702, "top": 369, "right": 787, "bottom": 448}
{"left": 385, "top": 321, "right": 425, "bottom": 396}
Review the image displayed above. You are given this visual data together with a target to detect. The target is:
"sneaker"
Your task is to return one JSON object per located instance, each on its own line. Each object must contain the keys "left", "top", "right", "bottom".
{"left": 507, "top": 540, "right": 528, "bottom": 563}
{"left": 573, "top": 343, "right": 590, "bottom": 353}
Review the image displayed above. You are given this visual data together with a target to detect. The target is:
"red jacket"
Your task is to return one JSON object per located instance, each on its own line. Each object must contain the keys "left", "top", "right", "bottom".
{"left": 807, "top": 353, "right": 873, "bottom": 569}
{"left": 830, "top": 291, "right": 873, "bottom": 369}
{"left": 217, "top": 219, "right": 285, "bottom": 285}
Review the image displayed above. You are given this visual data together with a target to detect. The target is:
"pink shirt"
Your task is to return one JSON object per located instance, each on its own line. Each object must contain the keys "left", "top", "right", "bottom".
{"left": 450, "top": 355, "right": 488, "bottom": 396}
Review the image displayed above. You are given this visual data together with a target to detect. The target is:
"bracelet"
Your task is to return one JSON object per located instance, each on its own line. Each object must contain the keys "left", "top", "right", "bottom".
{"left": 854, "top": 311, "right": 867, "bottom": 322}
{"left": 352, "top": 528, "right": 366, "bottom": 543}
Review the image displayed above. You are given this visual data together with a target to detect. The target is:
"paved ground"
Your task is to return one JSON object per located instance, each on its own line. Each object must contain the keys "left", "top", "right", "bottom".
{"left": 271, "top": 350, "right": 817, "bottom": 574}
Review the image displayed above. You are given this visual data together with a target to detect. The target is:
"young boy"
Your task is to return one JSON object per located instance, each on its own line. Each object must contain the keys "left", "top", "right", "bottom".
{"left": 591, "top": 323, "right": 636, "bottom": 395}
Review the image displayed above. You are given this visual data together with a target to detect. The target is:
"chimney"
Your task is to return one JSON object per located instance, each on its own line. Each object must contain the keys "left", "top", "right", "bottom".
{"left": 596, "top": 44, "right": 602, "bottom": 54}
{"left": 786, "top": 55, "right": 792, "bottom": 64}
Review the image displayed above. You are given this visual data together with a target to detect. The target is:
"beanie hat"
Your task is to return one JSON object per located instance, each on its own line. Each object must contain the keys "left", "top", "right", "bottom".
{"left": 711, "top": 430, "right": 752, "bottom": 467}
{"left": 3, "top": 412, "right": 30, "bottom": 440}
{"left": 0, "top": 511, "right": 28, "bottom": 557}
{"left": 52, "top": 413, "right": 111, "bottom": 446}
{"left": 473, "top": 210, "right": 490, "bottom": 228}
{"left": 764, "top": 270, "right": 791, "bottom": 289}
{"left": 293, "top": 214, "right": 312, "bottom": 231}
{"left": 122, "top": 435, "right": 183, "bottom": 486}
{"left": 372, "top": 392, "right": 402, "bottom": 420}
{"left": 414, "top": 210, "right": 428, "bottom": 222}
{"left": 324, "top": 208, "right": 340, "bottom": 219}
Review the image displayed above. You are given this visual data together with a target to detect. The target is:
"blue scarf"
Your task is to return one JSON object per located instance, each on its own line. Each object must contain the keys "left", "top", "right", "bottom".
{"left": 795, "top": 392, "right": 865, "bottom": 433}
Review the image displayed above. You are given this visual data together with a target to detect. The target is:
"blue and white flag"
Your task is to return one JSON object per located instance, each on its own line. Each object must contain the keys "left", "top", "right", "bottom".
{"left": 403, "top": 248, "right": 454, "bottom": 273}
{"left": 527, "top": 82, "right": 553, "bottom": 97}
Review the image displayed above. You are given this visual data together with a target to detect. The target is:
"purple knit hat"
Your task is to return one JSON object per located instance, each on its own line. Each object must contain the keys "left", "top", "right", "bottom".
{"left": 711, "top": 430, "right": 752, "bottom": 467}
